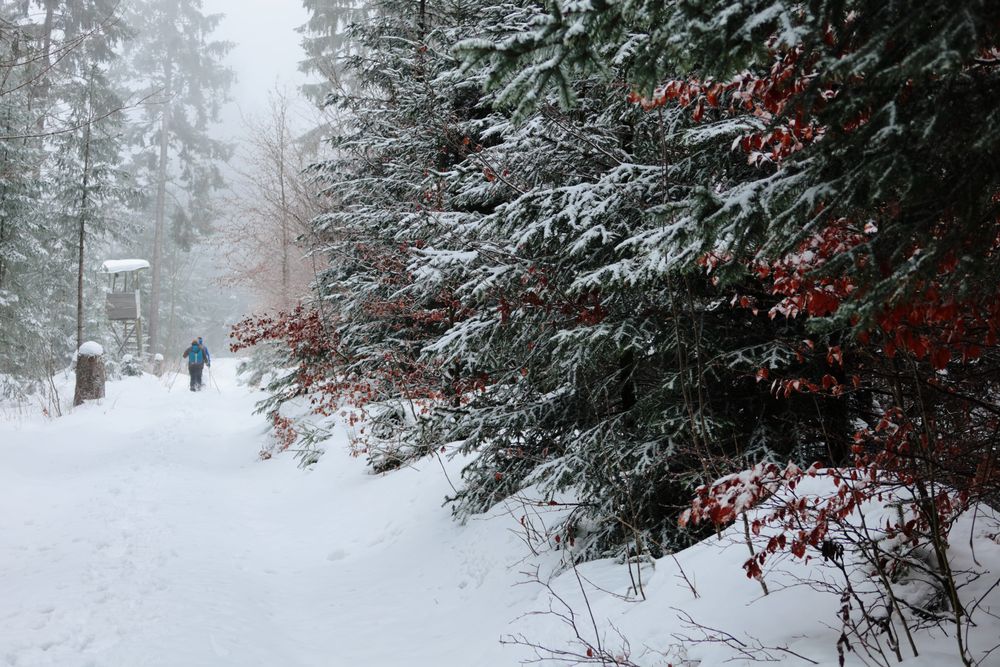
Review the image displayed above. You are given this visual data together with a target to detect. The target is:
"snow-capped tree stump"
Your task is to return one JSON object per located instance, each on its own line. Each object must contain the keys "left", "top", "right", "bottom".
{"left": 74, "top": 342, "right": 106, "bottom": 406}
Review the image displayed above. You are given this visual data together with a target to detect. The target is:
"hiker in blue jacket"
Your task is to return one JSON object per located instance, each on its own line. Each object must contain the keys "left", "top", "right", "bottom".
{"left": 197, "top": 337, "right": 211, "bottom": 366}
{"left": 182, "top": 338, "right": 210, "bottom": 391}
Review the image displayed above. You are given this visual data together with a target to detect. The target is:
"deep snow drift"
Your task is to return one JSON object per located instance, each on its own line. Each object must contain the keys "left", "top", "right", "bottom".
{"left": 1, "top": 360, "right": 998, "bottom": 666}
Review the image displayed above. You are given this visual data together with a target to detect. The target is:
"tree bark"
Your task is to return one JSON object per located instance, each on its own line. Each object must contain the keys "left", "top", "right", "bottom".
{"left": 0, "top": 110, "right": 9, "bottom": 292}
{"left": 74, "top": 350, "right": 106, "bottom": 406}
{"left": 75, "top": 69, "right": 94, "bottom": 351}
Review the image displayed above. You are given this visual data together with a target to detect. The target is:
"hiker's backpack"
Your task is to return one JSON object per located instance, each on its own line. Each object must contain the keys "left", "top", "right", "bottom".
{"left": 189, "top": 345, "right": 204, "bottom": 364}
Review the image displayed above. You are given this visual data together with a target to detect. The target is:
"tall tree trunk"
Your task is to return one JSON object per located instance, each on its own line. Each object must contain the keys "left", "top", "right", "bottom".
{"left": 0, "top": 216, "right": 6, "bottom": 292}
{"left": 0, "top": 129, "right": 8, "bottom": 293}
{"left": 0, "top": 95, "right": 14, "bottom": 293}
{"left": 148, "top": 59, "right": 173, "bottom": 355}
{"left": 40, "top": 2, "right": 56, "bottom": 56}
{"left": 76, "top": 107, "right": 93, "bottom": 350}
{"left": 33, "top": 0, "right": 57, "bottom": 135}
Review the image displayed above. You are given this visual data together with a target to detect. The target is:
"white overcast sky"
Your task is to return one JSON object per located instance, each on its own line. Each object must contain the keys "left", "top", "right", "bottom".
{"left": 202, "top": 0, "right": 312, "bottom": 140}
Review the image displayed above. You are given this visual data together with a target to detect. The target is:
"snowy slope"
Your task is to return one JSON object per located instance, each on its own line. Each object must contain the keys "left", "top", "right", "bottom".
{"left": 1, "top": 360, "right": 998, "bottom": 666}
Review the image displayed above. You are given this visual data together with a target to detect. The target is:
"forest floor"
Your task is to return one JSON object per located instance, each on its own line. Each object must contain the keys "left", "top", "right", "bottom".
{"left": 1, "top": 360, "right": 998, "bottom": 666}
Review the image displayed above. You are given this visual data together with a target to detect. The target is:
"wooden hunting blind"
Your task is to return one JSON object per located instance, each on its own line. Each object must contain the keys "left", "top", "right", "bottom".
{"left": 100, "top": 259, "right": 150, "bottom": 358}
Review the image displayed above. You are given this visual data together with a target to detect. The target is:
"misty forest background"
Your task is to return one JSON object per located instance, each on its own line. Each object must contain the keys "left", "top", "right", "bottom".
{"left": 2, "top": 2, "right": 1000, "bottom": 652}
{"left": 0, "top": 0, "right": 320, "bottom": 389}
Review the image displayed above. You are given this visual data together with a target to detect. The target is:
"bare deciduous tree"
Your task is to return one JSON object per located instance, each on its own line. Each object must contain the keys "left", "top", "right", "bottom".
{"left": 218, "top": 87, "right": 327, "bottom": 313}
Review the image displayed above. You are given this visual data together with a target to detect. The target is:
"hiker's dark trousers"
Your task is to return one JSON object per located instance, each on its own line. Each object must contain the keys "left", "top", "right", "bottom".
{"left": 189, "top": 363, "right": 205, "bottom": 391}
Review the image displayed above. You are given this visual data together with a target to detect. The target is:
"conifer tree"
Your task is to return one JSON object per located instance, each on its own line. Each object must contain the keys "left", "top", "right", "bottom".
{"left": 0, "top": 9, "right": 48, "bottom": 381}
{"left": 460, "top": 0, "right": 1000, "bottom": 316}
{"left": 456, "top": 0, "right": 1000, "bottom": 561}
{"left": 297, "top": 0, "right": 372, "bottom": 104}
{"left": 0, "top": 1, "right": 132, "bottom": 378}
{"left": 247, "top": 0, "right": 1000, "bottom": 568}
{"left": 124, "top": 0, "right": 233, "bottom": 356}
{"left": 41, "top": 0, "right": 134, "bottom": 350}
{"left": 273, "top": 0, "right": 836, "bottom": 557}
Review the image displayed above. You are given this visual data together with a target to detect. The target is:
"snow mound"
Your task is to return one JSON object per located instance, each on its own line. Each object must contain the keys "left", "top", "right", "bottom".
{"left": 78, "top": 341, "right": 104, "bottom": 357}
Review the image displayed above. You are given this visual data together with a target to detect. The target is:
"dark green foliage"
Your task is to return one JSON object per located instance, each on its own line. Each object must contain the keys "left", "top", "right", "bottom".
{"left": 253, "top": 0, "right": 1000, "bottom": 565}
{"left": 280, "top": 0, "right": 867, "bottom": 560}
{"left": 461, "top": 0, "right": 1000, "bottom": 321}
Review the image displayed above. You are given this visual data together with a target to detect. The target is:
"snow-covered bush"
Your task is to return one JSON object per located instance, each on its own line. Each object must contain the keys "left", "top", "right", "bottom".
{"left": 120, "top": 354, "right": 142, "bottom": 377}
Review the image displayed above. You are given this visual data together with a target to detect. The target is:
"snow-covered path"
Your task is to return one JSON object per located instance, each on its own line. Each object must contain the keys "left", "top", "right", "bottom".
{"left": 0, "top": 361, "right": 533, "bottom": 667}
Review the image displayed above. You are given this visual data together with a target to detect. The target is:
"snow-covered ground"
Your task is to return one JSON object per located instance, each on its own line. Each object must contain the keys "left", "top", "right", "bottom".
{"left": 0, "top": 360, "right": 548, "bottom": 666}
{"left": 1, "top": 359, "right": 998, "bottom": 666}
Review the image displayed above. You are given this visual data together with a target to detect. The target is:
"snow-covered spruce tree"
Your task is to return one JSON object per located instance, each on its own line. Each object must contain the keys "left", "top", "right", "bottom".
{"left": 462, "top": 0, "right": 1000, "bottom": 322}
{"left": 460, "top": 2, "right": 1000, "bottom": 648}
{"left": 42, "top": 0, "right": 136, "bottom": 353}
{"left": 421, "top": 9, "right": 855, "bottom": 558}
{"left": 0, "top": 10, "right": 49, "bottom": 385}
{"left": 123, "top": 0, "right": 233, "bottom": 357}
{"left": 0, "top": 1, "right": 132, "bottom": 385}
{"left": 239, "top": 0, "right": 859, "bottom": 557}
{"left": 295, "top": 0, "right": 840, "bottom": 557}
{"left": 297, "top": 0, "right": 374, "bottom": 105}
{"left": 285, "top": 0, "right": 510, "bottom": 469}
